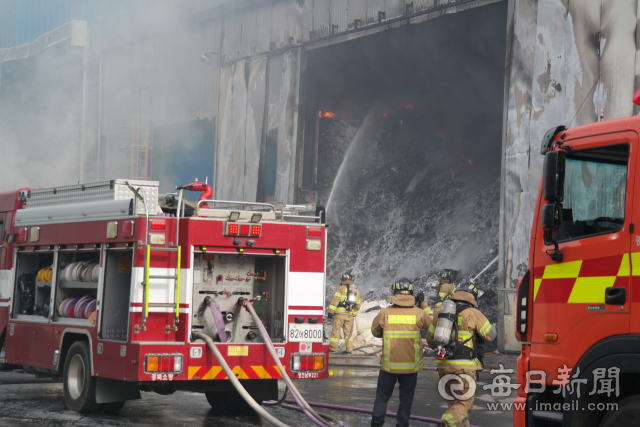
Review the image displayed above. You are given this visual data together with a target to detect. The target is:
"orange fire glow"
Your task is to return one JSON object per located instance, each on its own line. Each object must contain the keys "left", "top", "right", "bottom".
{"left": 405, "top": 105, "right": 414, "bottom": 110}
{"left": 383, "top": 113, "right": 388, "bottom": 117}
{"left": 323, "top": 111, "right": 336, "bottom": 118}
{"left": 468, "top": 159, "right": 473, "bottom": 165}
{"left": 400, "top": 120, "right": 403, "bottom": 125}
{"left": 450, "top": 170, "right": 456, "bottom": 179}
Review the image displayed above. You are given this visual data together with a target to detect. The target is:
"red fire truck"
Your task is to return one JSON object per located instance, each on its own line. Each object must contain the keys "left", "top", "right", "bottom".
{"left": 0, "top": 179, "right": 328, "bottom": 413}
{"left": 513, "top": 108, "right": 640, "bottom": 426}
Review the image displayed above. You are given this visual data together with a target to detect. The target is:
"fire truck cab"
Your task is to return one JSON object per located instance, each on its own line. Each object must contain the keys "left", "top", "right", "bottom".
{"left": 514, "top": 115, "right": 640, "bottom": 426}
{"left": 0, "top": 179, "right": 328, "bottom": 413}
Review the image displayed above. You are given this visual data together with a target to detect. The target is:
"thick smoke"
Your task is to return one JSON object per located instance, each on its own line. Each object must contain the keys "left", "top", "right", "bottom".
{"left": 307, "top": 3, "right": 507, "bottom": 296}
{"left": 0, "top": 1, "right": 216, "bottom": 193}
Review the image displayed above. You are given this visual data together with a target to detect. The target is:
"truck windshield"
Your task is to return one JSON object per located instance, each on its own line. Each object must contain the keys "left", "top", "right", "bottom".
{"left": 551, "top": 143, "right": 629, "bottom": 243}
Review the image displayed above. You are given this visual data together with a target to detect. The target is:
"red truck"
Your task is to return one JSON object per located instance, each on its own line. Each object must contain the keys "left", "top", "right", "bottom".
{"left": 0, "top": 179, "right": 328, "bottom": 413}
{"left": 513, "top": 96, "right": 640, "bottom": 426}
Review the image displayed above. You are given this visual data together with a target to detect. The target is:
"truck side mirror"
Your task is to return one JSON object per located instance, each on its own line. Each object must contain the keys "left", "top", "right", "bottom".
{"left": 541, "top": 203, "right": 564, "bottom": 263}
{"left": 542, "top": 151, "right": 566, "bottom": 202}
{"left": 541, "top": 203, "right": 563, "bottom": 231}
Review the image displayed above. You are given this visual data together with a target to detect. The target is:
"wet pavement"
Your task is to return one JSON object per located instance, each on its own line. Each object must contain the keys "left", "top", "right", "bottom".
{"left": 0, "top": 367, "right": 514, "bottom": 426}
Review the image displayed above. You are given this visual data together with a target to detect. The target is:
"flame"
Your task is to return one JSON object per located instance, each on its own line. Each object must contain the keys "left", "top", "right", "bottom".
{"left": 400, "top": 120, "right": 403, "bottom": 125}
{"left": 468, "top": 159, "right": 473, "bottom": 165}
{"left": 383, "top": 113, "right": 388, "bottom": 117}
{"left": 322, "top": 111, "right": 336, "bottom": 118}
{"left": 450, "top": 170, "right": 456, "bottom": 179}
{"left": 405, "top": 105, "right": 414, "bottom": 110}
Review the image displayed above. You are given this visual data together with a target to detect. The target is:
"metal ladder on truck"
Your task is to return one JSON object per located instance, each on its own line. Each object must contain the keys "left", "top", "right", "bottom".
{"left": 131, "top": 186, "right": 183, "bottom": 333}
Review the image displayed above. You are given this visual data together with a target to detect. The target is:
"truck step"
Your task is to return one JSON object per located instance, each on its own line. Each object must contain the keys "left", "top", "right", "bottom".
{"left": 148, "top": 247, "right": 179, "bottom": 252}
{"left": 148, "top": 303, "right": 176, "bottom": 307}
{"left": 148, "top": 275, "right": 177, "bottom": 280}
{"left": 532, "top": 411, "right": 563, "bottom": 424}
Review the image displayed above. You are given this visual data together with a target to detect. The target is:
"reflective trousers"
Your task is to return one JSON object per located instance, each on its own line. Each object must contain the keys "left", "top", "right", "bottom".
{"left": 329, "top": 314, "right": 355, "bottom": 352}
{"left": 371, "top": 370, "right": 418, "bottom": 427}
{"left": 437, "top": 365, "right": 477, "bottom": 427}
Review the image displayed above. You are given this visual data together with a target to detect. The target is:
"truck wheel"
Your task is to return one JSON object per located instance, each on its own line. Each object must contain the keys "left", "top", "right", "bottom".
{"left": 599, "top": 395, "right": 640, "bottom": 427}
{"left": 63, "top": 341, "right": 100, "bottom": 413}
{"left": 102, "top": 401, "right": 126, "bottom": 413}
{"left": 205, "top": 389, "right": 256, "bottom": 414}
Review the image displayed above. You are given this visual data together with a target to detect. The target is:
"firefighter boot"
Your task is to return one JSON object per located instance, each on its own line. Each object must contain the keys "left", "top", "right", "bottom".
{"left": 371, "top": 422, "right": 384, "bottom": 427}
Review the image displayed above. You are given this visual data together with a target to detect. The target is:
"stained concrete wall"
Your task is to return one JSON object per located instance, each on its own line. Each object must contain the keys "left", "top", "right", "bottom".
{"left": 499, "top": 0, "right": 640, "bottom": 351}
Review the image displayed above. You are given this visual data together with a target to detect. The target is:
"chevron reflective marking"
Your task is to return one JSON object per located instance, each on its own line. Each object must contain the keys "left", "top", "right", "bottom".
{"left": 188, "top": 366, "right": 282, "bottom": 380}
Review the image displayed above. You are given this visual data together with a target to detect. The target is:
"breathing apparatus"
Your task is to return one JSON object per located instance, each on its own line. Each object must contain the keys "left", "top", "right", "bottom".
{"left": 337, "top": 273, "right": 358, "bottom": 312}
{"left": 433, "top": 279, "right": 478, "bottom": 360}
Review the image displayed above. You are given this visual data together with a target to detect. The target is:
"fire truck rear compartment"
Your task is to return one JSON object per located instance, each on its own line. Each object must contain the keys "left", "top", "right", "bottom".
{"left": 191, "top": 253, "right": 285, "bottom": 344}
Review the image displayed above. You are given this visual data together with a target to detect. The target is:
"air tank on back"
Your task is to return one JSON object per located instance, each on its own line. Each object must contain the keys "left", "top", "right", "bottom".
{"left": 434, "top": 299, "right": 457, "bottom": 349}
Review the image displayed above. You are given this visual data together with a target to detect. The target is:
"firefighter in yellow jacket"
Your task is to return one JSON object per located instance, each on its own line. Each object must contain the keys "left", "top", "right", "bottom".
{"left": 370, "top": 278, "right": 431, "bottom": 427}
{"left": 434, "top": 269, "right": 457, "bottom": 308}
{"left": 327, "top": 273, "right": 361, "bottom": 354}
{"left": 427, "top": 279, "right": 496, "bottom": 427}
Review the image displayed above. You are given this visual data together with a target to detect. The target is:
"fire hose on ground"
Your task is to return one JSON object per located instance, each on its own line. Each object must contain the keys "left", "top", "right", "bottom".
{"left": 199, "top": 301, "right": 481, "bottom": 426}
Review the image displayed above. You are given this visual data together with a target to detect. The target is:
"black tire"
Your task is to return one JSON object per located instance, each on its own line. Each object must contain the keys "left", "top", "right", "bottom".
{"left": 101, "top": 401, "right": 126, "bottom": 413}
{"left": 205, "top": 389, "right": 257, "bottom": 414}
{"left": 599, "top": 395, "right": 640, "bottom": 427}
{"left": 63, "top": 341, "right": 100, "bottom": 413}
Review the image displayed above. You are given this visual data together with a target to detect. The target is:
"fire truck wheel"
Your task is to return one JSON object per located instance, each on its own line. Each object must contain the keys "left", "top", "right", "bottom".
{"left": 205, "top": 390, "right": 257, "bottom": 414}
{"left": 101, "top": 401, "right": 126, "bottom": 413}
{"left": 63, "top": 341, "right": 100, "bottom": 413}
{"left": 599, "top": 395, "right": 640, "bottom": 427}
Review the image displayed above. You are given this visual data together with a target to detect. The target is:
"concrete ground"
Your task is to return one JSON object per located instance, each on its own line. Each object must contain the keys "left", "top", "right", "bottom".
{"left": 0, "top": 366, "right": 515, "bottom": 427}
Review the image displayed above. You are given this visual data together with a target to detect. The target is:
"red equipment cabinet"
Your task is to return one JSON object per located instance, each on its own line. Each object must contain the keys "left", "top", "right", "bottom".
{"left": 0, "top": 179, "right": 329, "bottom": 413}
{"left": 515, "top": 115, "right": 640, "bottom": 427}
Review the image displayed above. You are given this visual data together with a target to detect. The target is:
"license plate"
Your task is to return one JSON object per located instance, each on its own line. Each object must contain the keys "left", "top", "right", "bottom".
{"left": 288, "top": 323, "right": 323, "bottom": 343}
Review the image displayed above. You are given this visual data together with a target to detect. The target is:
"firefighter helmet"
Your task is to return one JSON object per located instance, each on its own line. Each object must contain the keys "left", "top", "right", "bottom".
{"left": 392, "top": 277, "right": 414, "bottom": 295}
{"left": 454, "top": 279, "right": 478, "bottom": 301}
{"left": 341, "top": 272, "right": 354, "bottom": 284}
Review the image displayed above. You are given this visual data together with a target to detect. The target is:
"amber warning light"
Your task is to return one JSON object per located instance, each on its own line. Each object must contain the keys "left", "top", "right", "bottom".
{"left": 225, "top": 222, "right": 261, "bottom": 237}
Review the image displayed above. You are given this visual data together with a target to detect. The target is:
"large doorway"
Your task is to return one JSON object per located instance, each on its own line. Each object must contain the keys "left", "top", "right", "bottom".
{"left": 300, "top": 2, "right": 508, "bottom": 291}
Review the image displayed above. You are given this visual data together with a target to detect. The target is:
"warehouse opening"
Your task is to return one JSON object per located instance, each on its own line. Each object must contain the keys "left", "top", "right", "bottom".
{"left": 299, "top": 2, "right": 508, "bottom": 287}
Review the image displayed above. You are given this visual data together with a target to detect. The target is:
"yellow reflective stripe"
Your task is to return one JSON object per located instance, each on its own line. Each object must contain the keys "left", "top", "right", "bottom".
{"left": 380, "top": 360, "right": 424, "bottom": 371}
{"left": 458, "top": 331, "right": 473, "bottom": 338}
{"left": 348, "top": 337, "right": 353, "bottom": 341}
{"left": 371, "top": 327, "right": 382, "bottom": 337}
{"left": 328, "top": 305, "right": 338, "bottom": 310}
{"left": 334, "top": 292, "right": 344, "bottom": 297}
{"left": 436, "top": 358, "right": 482, "bottom": 366}
{"left": 333, "top": 307, "right": 350, "bottom": 312}
{"left": 438, "top": 292, "right": 448, "bottom": 298}
{"left": 533, "top": 278, "right": 542, "bottom": 301}
{"left": 442, "top": 413, "right": 457, "bottom": 427}
{"left": 618, "top": 254, "right": 630, "bottom": 277}
{"left": 383, "top": 330, "right": 421, "bottom": 338}
{"left": 542, "top": 260, "right": 582, "bottom": 279}
{"left": 567, "top": 276, "right": 616, "bottom": 303}
{"left": 388, "top": 315, "right": 416, "bottom": 325}
{"left": 428, "top": 324, "right": 435, "bottom": 334}
{"left": 355, "top": 299, "right": 361, "bottom": 303}
{"left": 479, "top": 321, "right": 492, "bottom": 338}
{"left": 632, "top": 252, "right": 640, "bottom": 276}
{"left": 330, "top": 338, "right": 339, "bottom": 342}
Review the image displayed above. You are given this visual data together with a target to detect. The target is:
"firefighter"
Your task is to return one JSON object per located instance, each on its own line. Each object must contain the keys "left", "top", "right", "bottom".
{"left": 370, "top": 278, "right": 431, "bottom": 427}
{"left": 433, "top": 269, "right": 456, "bottom": 308}
{"left": 427, "top": 279, "right": 496, "bottom": 427}
{"left": 327, "top": 273, "right": 361, "bottom": 354}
